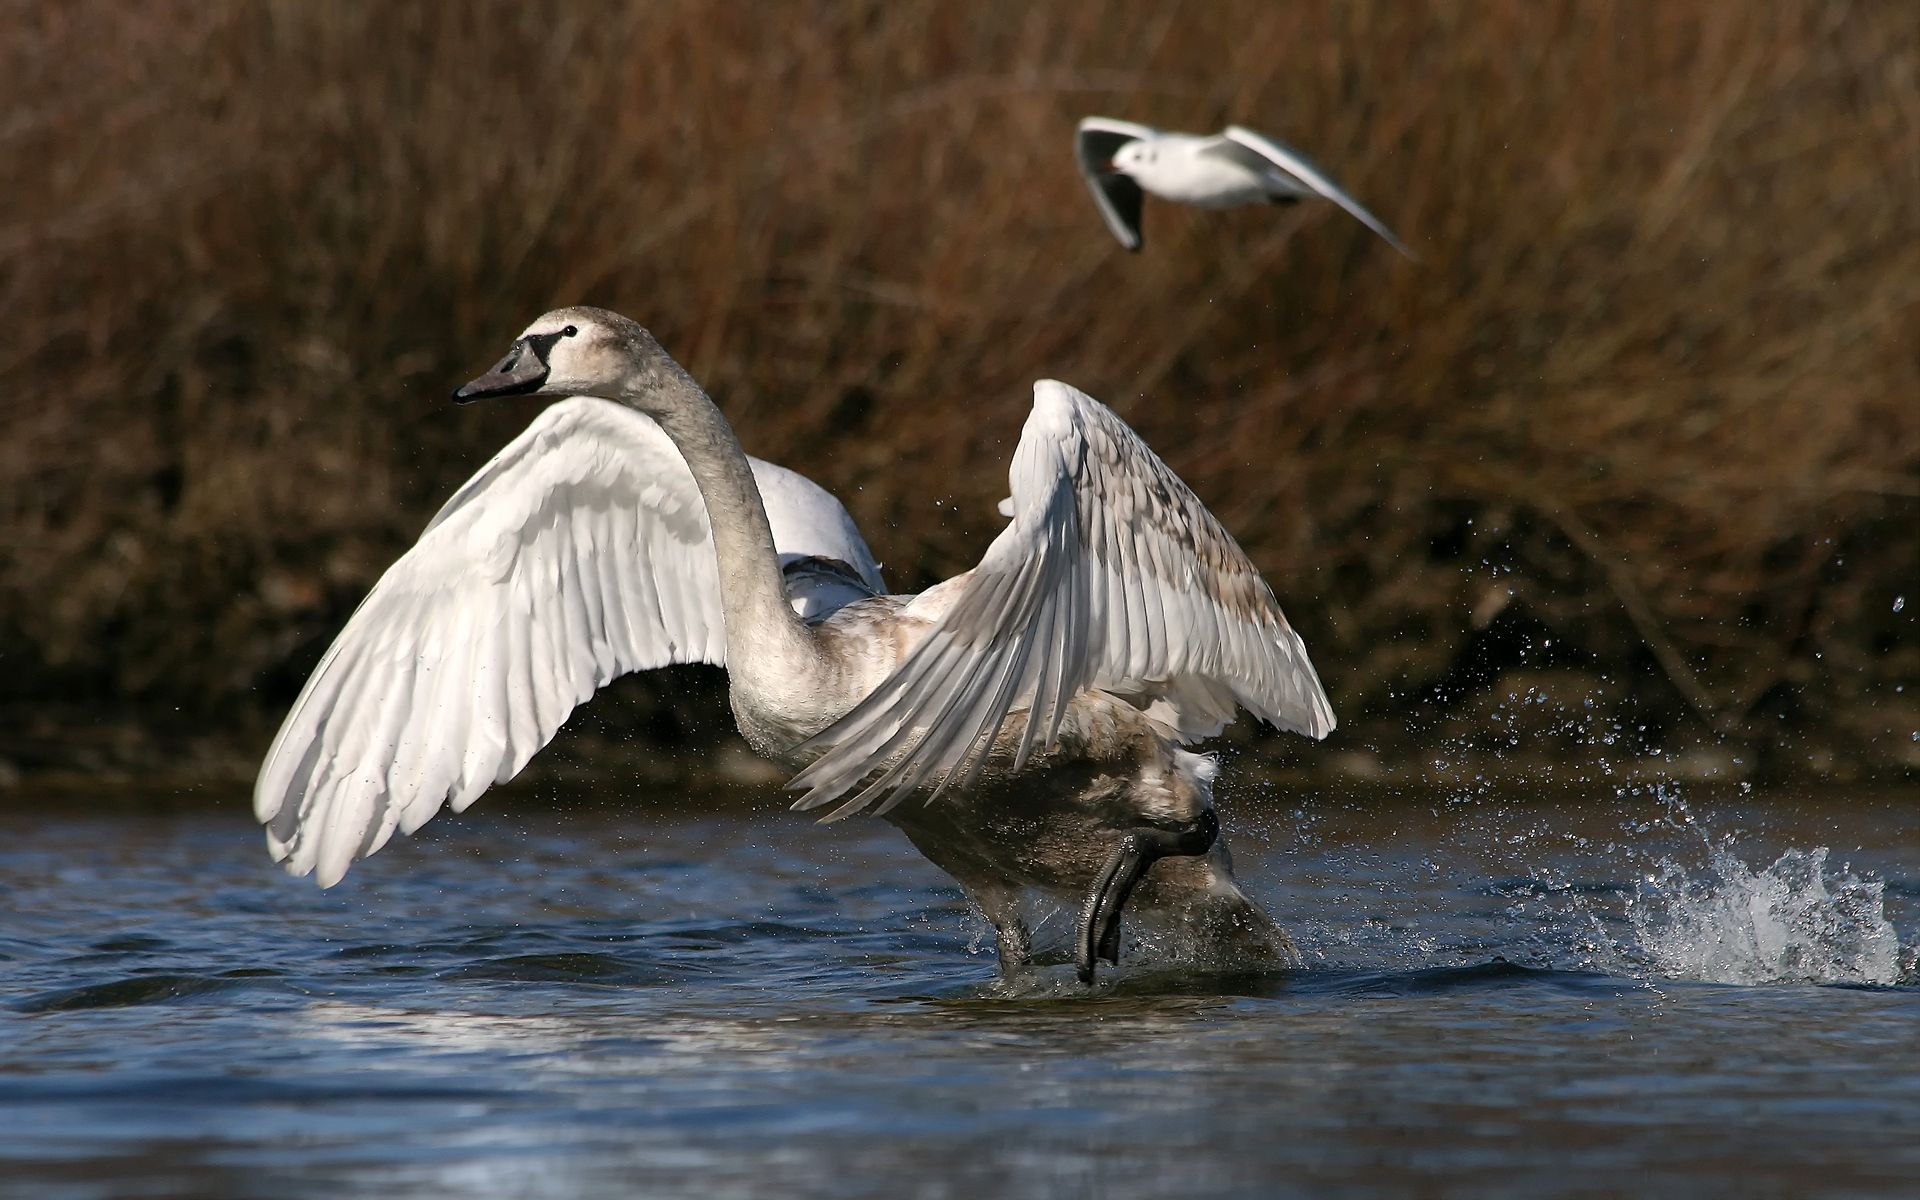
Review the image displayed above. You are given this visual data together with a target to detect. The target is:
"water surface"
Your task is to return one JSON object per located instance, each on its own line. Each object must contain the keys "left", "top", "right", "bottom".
{"left": 3, "top": 780, "right": 1916, "bottom": 1198}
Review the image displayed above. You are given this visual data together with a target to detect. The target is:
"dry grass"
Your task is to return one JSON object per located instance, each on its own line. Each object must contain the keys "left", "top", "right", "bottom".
{"left": 3, "top": 1, "right": 1916, "bottom": 775}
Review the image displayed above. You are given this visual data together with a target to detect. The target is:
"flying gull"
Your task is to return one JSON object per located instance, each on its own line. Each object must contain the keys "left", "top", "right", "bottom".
{"left": 1074, "top": 117, "right": 1410, "bottom": 256}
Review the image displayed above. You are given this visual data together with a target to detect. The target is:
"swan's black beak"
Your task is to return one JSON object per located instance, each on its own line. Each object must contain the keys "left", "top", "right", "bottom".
{"left": 1076, "top": 808, "right": 1219, "bottom": 985}
{"left": 453, "top": 336, "right": 552, "bottom": 403}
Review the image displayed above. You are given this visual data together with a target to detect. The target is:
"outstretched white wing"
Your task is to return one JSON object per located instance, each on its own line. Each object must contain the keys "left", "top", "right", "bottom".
{"left": 1215, "top": 125, "right": 1412, "bottom": 258}
{"left": 789, "top": 380, "right": 1334, "bottom": 819}
{"left": 255, "top": 396, "right": 881, "bottom": 886}
{"left": 1074, "top": 116, "right": 1159, "bottom": 250}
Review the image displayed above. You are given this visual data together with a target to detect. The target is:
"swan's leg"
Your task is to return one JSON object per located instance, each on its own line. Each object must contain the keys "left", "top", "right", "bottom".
{"left": 885, "top": 812, "right": 1035, "bottom": 977}
{"left": 1075, "top": 808, "right": 1219, "bottom": 985}
{"left": 971, "top": 883, "right": 1033, "bottom": 976}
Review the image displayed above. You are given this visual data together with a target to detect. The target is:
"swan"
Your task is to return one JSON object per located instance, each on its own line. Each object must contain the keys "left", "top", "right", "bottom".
{"left": 1074, "top": 116, "right": 1411, "bottom": 256}
{"left": 254, "top": 307, "right": 1337, "bottom": 983}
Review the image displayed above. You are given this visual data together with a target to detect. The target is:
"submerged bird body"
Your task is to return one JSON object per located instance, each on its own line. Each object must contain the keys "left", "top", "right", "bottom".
{"left": 751, "top": 592, "right": 1290, "bottom": 971}
{"left": 876, "top": 701, "right": 1291, "bottom": 974}
{"left": 256, "top": 307, "right": 1332, "bottom": 982}
{"left": 1074, "top": 117, "right": 1410, "bottom": 255}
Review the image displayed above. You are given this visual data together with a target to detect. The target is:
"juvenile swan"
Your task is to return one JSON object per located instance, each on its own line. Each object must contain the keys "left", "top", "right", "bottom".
{"left": 1075, "top": 116, "right": 1410, "bottom": 256}
{"left": 254, "top": 308, "right": 1336, "bottom": 983}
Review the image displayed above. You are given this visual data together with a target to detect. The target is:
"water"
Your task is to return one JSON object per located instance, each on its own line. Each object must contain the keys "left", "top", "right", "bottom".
{"left": 2, "top": 779, "right": 1917, "bottom": 1198}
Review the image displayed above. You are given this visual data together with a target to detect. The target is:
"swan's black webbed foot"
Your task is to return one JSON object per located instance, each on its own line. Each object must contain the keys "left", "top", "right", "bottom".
{"left": 1076, "top": 808, "right": 1220, "bottom": 985}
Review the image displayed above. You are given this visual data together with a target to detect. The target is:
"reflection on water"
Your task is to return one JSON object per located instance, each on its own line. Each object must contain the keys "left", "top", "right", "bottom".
{"left": 1, "top": 781, "right": 1916, "bottom": 1198}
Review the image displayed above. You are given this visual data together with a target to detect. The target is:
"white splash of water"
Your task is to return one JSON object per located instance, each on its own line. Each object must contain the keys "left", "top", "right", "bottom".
{"left": 1627, "top": 843, "right": 1902, "bottom": 986}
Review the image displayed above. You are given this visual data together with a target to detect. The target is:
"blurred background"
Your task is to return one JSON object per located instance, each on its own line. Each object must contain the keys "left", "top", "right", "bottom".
{"left": 2, "top": 0, "right": 1914, "bottom": 789}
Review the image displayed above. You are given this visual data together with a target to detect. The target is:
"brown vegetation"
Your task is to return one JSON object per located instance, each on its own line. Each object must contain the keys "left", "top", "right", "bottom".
{"left": 2, "top": 1, "right": 1916, "bottom": 781}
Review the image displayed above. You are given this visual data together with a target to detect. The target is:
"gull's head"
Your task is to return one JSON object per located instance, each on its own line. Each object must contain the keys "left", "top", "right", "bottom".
{"left": 1108, "top": 139, "right": 1158, "bottom": 177}
{"left": 453, "top": 306, "right": 651, "bottom": 403}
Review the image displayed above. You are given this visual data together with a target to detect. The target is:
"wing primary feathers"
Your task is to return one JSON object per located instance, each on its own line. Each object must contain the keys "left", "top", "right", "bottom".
{"left": 1008, "top": 603, "right": 1056, "bottom": 775}
{"left": 801, "top": 637, "right": 976, "bottom": 817}
{"left": 810, "top": 555, "right": 1049, "bottom": 818}
{"left": 1220, "top": 125, "right": 1412, "bottom": 258}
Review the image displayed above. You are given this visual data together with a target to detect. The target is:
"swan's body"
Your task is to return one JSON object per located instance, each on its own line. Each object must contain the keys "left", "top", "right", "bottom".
{"left": 255, "top": 308, "right": 1336, "bottom": 982}
{"left": 1074, "top": 117, "right": 1410, "bottom": 256}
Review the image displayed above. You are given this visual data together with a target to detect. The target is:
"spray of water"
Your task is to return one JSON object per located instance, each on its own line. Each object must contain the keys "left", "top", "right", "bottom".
{"left": 1627, "top": 842, "right": 1903, "bottom": 986}
{"left": 1444, "top": 675, "right": 1913, "bottom": 987}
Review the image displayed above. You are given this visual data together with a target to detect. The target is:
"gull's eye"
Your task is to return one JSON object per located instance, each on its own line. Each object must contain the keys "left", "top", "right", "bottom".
{"left": 562, "top": 325, "right": 578, "bottom": 338}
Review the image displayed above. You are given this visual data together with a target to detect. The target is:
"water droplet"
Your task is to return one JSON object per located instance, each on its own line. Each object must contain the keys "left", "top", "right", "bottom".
{"left": 1896, "top": 596, "right": 1906, "bottom": 613}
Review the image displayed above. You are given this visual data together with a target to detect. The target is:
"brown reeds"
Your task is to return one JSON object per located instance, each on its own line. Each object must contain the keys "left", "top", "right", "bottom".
{"left": 2, "top": 1, "right": 1915, "bottom": 778}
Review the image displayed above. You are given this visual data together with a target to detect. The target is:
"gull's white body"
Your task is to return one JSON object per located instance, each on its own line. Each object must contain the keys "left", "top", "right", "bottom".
{"left": 255, "top": 308, "right": 1336, "bottom": 977}
{"left": 1114, "top": 132, "right": 1277, "bottom": 208}
{"left": 1074, "top": 117, "right": 1410, "bottom": 255}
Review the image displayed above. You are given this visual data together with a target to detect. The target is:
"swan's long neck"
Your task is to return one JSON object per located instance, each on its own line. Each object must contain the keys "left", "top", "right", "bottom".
{"left": 617, "top": 358, "right": 823, "bottom": 699}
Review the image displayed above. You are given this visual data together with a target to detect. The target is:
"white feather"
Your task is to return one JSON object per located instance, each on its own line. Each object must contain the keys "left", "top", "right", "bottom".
{"left": 254, "top": 396, "right": 882, "bottom": 884}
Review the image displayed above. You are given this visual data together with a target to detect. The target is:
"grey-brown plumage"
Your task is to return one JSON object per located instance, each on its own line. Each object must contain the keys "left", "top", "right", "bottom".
{"left": 786, "top": 381, "right": 1334, "bottom": 820}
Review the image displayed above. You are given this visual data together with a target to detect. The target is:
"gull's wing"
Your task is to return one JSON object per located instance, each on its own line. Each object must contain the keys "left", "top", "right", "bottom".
{"left": 1212, "top": 125, "right": 1412, "bottom": 257}
{"left": 788, "top": 380, "right": 1334, "bottom": 820}
{"left": 254, "top": 396, "right": 880, "bottom": 886}
{"left": 1075, "top": 116, "right": 1158, "bottom": 251}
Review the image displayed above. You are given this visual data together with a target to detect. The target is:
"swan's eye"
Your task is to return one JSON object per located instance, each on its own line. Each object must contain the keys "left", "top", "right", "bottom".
{"left": 562, "top": 325, "right": 578, "bottom": 338}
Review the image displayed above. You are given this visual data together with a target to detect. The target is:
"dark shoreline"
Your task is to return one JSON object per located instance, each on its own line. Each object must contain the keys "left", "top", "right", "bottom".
{"left": 7, "top": 705, "right": 1908, "bottom": 807}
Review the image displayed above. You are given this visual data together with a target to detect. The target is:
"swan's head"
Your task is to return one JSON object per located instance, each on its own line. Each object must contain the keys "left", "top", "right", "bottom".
{"left": 453, "top": 306, "right": 654, "bottom": 403}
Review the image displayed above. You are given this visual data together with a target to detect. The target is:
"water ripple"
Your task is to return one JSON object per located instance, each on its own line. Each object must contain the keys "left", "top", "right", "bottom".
{"left": 16, "top": 972, "right": 260, "bottom": 1014}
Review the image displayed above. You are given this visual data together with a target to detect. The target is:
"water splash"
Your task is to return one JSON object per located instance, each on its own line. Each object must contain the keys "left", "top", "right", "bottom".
{"left": 1429, "top": 782, "right": 1913, "bottom": 987}
{"left": 1627, "top": 843, "right": 1902, "bottom": 986}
